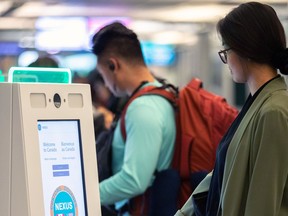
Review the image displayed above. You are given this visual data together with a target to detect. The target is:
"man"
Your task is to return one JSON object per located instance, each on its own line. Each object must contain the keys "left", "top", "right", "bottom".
{"left": 91, "top": 22, "right": 176, "bottom": 214}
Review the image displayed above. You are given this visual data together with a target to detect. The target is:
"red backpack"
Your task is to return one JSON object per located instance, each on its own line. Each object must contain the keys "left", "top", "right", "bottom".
{"left": 120, "top": 78, "right": 238, "bottom": 213}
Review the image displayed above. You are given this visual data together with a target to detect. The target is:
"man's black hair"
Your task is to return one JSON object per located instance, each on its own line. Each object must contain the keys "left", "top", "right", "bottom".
{"left": 92, "top": 22, "right": 145, "bottom": 65}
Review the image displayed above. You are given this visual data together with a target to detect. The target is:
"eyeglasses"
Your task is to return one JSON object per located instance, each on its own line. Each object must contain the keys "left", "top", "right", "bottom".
{"left": 218, "top": 48, "right": 231, "bottom": 64}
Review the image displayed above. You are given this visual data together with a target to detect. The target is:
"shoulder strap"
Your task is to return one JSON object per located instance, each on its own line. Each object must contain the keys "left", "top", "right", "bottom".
{"left": 120, "top": 84, "right": 178, "bottom": 142}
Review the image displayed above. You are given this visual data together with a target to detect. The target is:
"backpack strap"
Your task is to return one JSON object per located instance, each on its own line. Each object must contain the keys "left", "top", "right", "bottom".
{"left": 120, "top": 84, "right": 178, "bottom": 142}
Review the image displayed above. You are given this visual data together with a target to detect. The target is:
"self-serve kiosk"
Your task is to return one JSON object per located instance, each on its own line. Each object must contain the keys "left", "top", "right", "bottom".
{"left": 0, "top": 69, "right": 101, "bottom": 216}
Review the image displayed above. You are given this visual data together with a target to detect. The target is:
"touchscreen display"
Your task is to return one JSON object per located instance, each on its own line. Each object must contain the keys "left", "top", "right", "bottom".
{"left": 37, "top": 120, "right": 87, "bottom": 216}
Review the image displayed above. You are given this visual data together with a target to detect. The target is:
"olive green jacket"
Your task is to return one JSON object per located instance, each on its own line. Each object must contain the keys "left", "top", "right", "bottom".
{"left": 175, "top": 76, "right": 288, "bottom": 216}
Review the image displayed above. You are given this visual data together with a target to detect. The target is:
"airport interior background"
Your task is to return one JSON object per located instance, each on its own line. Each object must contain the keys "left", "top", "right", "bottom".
{"left": 1, "top": 0, "right": 288, "bottom": 108}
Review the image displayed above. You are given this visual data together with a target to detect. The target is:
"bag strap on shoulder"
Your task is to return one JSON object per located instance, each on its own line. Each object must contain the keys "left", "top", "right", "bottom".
{"left": 120, "top": 83, "right": 178, "bottom": 142}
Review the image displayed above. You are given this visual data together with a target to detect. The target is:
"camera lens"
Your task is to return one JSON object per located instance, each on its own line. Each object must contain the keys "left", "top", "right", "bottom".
{"left": 53, "top": 93, "right": 61, "bottom": 108}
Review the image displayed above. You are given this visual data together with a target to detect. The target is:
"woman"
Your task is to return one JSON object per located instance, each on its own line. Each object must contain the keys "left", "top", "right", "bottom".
{"left": 175, "top": 2, "right": 288, "bottom": 216}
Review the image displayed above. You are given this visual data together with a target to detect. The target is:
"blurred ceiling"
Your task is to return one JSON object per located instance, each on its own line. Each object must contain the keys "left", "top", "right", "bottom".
{"left": 0, "top": 0, "right": 287, "bottom": 44}
{"left": 1, "top": 0, "right": 288, "bottom": 24}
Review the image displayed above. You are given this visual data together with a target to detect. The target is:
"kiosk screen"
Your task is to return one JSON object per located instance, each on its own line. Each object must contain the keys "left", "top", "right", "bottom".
{"left": 37, "top": 120, "right": 87, "bottom": 216}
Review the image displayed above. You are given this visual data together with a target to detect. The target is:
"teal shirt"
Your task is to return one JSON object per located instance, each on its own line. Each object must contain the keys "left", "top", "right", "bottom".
{"left": 99, "top": 80, "right": 176, "bottom": 205}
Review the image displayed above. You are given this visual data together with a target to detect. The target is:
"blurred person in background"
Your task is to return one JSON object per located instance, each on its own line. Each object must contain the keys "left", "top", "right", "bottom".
{"left": 28, "top": 55, "right": 59, "bottom": 68}
{"left": 86, "top": 69, "right": 128, "bottom": 139}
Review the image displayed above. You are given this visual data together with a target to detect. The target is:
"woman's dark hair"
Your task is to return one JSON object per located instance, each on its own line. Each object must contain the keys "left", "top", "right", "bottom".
{"left": 92, "top": 22, "right": 146, "bottom": 66}
{"left": 217, "top": 2, "right": 288, "bottom": 75}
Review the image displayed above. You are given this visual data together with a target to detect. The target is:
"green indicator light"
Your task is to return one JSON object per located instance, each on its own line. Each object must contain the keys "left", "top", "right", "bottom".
{"left": 8, "top": 67, "right": 71, "bottom": 84}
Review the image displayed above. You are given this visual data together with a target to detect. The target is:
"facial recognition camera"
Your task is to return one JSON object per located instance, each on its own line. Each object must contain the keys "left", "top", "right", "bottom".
{"left": 53, "top": 93, "right": 61, "bottom": 108}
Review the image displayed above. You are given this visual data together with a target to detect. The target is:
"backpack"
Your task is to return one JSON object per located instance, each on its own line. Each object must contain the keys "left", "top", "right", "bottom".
{"left": 96, "top": 114, "right": 124, "bottom": 216}
{"left": 96, "top": 115, "right": 120, "bottom": 182}
{"left": 119, "top": 78, "right": 238, "bottom": 212}
{"left": 96, "top": 96, "right": 129, "bottom": 183}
